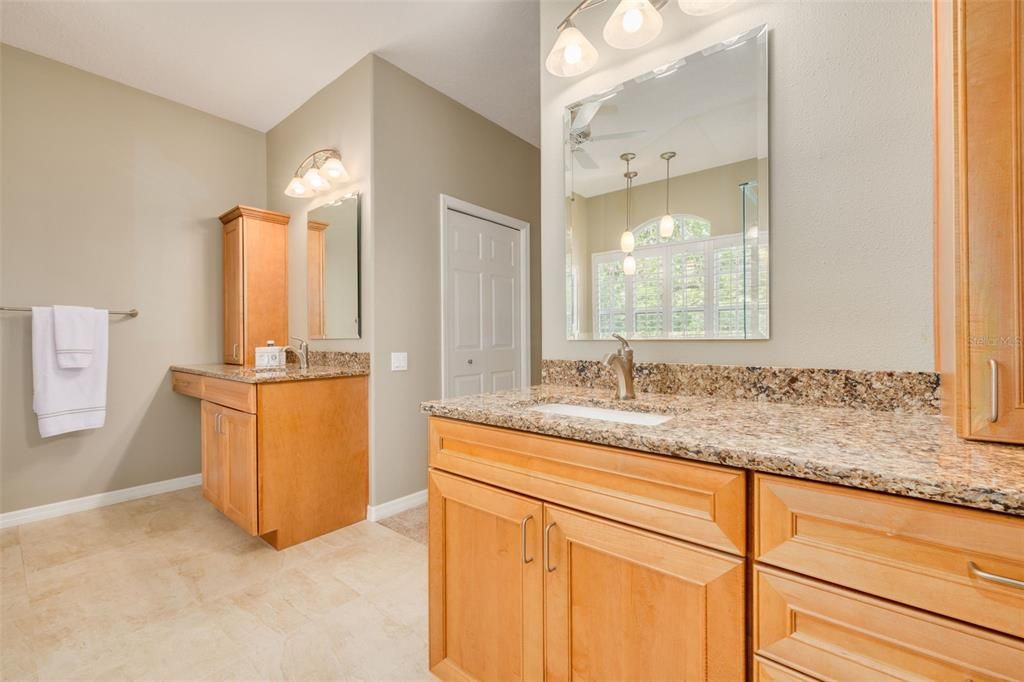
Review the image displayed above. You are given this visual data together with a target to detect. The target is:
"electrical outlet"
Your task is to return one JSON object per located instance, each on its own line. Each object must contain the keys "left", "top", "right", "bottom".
{"left": 391, "top": 352, "right": 408, "bottom": 371}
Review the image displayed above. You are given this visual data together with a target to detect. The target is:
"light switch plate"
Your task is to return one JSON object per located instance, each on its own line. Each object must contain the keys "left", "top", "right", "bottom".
{"left": 391, "top": 352, "right": 408, "bottom": 371}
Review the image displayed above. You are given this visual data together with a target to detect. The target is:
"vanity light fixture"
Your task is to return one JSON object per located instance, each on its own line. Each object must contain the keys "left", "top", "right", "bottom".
{"left": 546, "top": 0, "right": 734, "bottom": 78}
{"left": 604, "top": 0, "right": 664, "bottom": 50}
{"left": 620, "top": 152, "right": 638, "bottom": 276}
{"left": 284, "top": 148, "right": 348, "bottom": 198}
{"left": 659, "top": 151, "right": 677, "bottom": 237}
{"left": 677, "top": 0, "right": 735, "bottom": 16}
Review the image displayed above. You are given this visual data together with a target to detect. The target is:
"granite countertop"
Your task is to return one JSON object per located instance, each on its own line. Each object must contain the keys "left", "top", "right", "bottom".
{"left": 171, "top": 362, "right": 368, "bottom": 384}
{"left": 421, "top": 385, "right": 1024, "bottom": 516}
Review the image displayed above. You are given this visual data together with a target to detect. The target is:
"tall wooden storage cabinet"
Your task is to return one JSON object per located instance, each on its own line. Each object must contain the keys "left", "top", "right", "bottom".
{"left": 218, "top": 206, "right": 290, "bottom": 366}
{"left": 938, "top": 0, "right": 1024, "bottom": 443}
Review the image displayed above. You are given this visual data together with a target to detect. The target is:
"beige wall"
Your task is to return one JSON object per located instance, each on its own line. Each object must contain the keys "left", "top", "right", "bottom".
{"left": 0, "top": 46, "right": 266, "bottom": 512}
{"left": 266, "top": 55, "right": 540, "bottom": 506}
{"left": 542, "top": 0, "right": 935, "bottom": 371}
{"left": 370, "top": 57, "right": 540, "bottom": 505}
{"left": 266, "top": 55, "right": 374, "bottom": 355}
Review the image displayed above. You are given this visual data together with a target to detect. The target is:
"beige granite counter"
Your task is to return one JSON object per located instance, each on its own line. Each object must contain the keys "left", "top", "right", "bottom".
{"left": 421, "top": 385, "right": 1024, "bottom": 516}
{"left": 171, "top": 362, "right": 367, "bottom": 384}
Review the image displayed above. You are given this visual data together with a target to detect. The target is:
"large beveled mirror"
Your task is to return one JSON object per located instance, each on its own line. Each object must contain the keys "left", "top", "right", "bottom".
{"left": 565, "top": 25, "right": 769, "bottom": 341}
{"left": 307, "top": 193, "right": 361, "bottom": 339}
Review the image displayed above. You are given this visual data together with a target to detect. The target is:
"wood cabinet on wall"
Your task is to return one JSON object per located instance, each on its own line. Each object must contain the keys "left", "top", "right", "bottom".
{"left": 218, "top": 206, "right": 289, "bottom": 366}
{"left": 940, "top": 0, "right": 1024, "bottom": 443}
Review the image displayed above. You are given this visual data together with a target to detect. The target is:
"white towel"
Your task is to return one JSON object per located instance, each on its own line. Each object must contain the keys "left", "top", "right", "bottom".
{"left": 53, "top": 305, "right": 97, "bottom": 368}
{"left": 32, "top": 306, "right": 108, "bottom": 437}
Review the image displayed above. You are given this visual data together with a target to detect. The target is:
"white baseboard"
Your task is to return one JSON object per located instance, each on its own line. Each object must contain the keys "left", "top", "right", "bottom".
{"left": 0, "top": 473, "right": 201, "bottom": 529}
{"left": 367, "top": 488, "right": 427, "bottom": 522}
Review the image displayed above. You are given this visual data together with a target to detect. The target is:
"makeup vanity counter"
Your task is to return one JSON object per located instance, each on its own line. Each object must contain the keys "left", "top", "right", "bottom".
{"left": 171, "top": 357, "right": 368, "bottom": 550}
{"left": 420, "top": 385, "right": 1024, "bottom": 682}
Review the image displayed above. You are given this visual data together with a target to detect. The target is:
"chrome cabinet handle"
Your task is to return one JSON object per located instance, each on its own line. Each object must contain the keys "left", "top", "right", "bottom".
{"left": 214, "top": 413, "right": 221, "bottom": 434}
{"left": 544, "top": 522, "right": 557, "bottom": 572}
{"left": 232, "top": 343, "right": 239, "bottom": 360}
{"left": 990, "top": 359, "right": 999, "bottom": 423}
{"left": 968, "top": 561, "right": 1024, "bottom": 590}
{"left": 520, "top": 515, "right": 534, "bottom": 564}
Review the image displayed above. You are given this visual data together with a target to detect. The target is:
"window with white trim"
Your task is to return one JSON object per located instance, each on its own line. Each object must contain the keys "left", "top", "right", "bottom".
{"left": 592, "top": 215, "right": 764, "bottom": 339}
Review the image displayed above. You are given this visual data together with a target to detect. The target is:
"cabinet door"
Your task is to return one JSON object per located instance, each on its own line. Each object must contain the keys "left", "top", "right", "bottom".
{"left": 200, "top": 400, "right": 225, "bottom": 509}
{"left": 544, "top": 504, "right": 745, "bottom": 682}
{"left": 220, "top": 405, "right": 257, "bottom": 535}
{"left": 956, "top": 0, "right": 1024, "bottom": 442}
{"left": 222, "top": 217, "right": 244, "bottom": 365}
{"left": 428, "top": 470, "right": 543, "bottom": 682}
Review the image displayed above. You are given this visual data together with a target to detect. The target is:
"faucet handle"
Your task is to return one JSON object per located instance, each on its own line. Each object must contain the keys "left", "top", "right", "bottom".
{"left": 611, "top": 333, "right": 631, "bottom": 351}
{"left": 290, "top": 336, "right": 308, "bottom": 350}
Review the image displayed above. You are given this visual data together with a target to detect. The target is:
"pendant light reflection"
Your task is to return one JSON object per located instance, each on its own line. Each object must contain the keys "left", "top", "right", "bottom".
{"left": 604, "top": 0, "right": 663, "bottom": 50}
{"left": 620, "top": 152, "right": 638, "bottom": 275}
{"left": 545, "top": 25, "right": 599, "bottom": 77}
{"left": 659, "top": 151, "right": 677, "bottom": 238}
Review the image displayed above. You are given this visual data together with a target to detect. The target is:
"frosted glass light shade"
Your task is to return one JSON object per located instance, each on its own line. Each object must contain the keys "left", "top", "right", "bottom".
{"left": 284, "top": 177, "right": 308, "bottom": 198}
{"left": 545, "top": 26, "right": 599, "bottom": 77}
{"left": 321, "top": 156, "right": 348, "bottom": 180}
{"left": 620, "top": 230, "right": 635, "bottom": 253}
{"left": 603, "top": 0, "right": 663, "bottom": 50}
{"left": 677, "top": 0, "right": 735, "bottom": 16}
{"left": 659, "top": 214, "right": 675, "bottom": 238}
{"left": 623, "top": 254, "right": 637, "bottom": 276}
{"left": 303, "top": 167, "right": 328, "bottom": 192}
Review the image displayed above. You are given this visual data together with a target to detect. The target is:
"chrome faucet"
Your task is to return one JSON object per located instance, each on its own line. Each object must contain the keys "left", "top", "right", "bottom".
{"left": 283, "top": 336, "right": 309, "bottom": 370}
{"left": 603, "top": 334, "right": 635, "bottom": 400}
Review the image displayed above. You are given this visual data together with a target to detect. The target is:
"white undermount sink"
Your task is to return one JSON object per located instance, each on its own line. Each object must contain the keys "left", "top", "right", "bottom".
{"left": 529, "top": 403, "right": 672, "bottom": 426}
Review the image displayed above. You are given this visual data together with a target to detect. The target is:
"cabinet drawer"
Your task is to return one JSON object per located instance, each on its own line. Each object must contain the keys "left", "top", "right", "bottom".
{"left": 202, "top": 376, "right": 256, "bottom": 413}
{"left": 754, "top": 567, "right": 1024, "bottom": 682}
{"left": 428, "top": 418, "right": 746, "bottom": 554}
{"left": 171, "top": 370, "right": 203, "bottom": 399}
{"left": 171, "top": 371, "right": 256, "bottom": 414}
{"left": 754, "top": 474, "right": 1024, "bottom": 637}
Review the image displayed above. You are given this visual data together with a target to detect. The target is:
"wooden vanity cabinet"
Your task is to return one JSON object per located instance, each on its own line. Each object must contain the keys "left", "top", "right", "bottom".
{"left": 218, "top": 206, "right": 290, "bottom": 366}
{"left": 427, "top": 418, "right": 746, "bottom": 682}
{"left": 174, "top": 371, "right": 368, "bottom": 549}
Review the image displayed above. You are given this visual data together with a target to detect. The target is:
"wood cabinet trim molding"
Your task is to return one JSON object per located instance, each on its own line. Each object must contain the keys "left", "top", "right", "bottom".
{"left": 218, "top": 205, "right": 291, "bottom": 225}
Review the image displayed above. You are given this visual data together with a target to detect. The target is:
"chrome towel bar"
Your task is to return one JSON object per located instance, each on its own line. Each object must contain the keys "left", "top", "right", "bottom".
{"left": 0, "top": 305, "right": 138, "bottom": 318}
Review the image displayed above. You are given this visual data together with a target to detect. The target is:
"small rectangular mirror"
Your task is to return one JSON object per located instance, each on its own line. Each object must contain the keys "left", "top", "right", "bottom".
{"left": 565, "top": 25, "right": 769, "bottom": 341}
{"left": 307, "top": 193, "right": 361, "bottom": 339}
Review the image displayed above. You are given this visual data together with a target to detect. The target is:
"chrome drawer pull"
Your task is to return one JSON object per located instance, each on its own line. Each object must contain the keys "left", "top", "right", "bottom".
{"left": 968, "top": 561, "right": 1024, "bottom": 590}
{"left": 989, "top": 359, "right": 999, "bottom": 423}
{"left": 544, "top": 522, "right": 558, "bottom": 573}
{"left": 520, "top": 515, "right": 534, "bottom": 564}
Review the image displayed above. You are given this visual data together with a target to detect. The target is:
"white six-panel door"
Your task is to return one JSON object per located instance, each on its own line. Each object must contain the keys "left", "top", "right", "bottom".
{"left": 445, "top": 208, "right": 523, "bottom": 398}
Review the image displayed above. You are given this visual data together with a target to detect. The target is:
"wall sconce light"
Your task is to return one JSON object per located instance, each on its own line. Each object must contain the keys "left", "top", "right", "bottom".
{"left": 284, "top": 149, "right": 349, "bottom": 198}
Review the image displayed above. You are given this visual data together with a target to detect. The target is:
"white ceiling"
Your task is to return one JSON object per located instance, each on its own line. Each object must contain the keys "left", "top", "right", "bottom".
{"left": 570, "top": 33, "right": 761, "bottom": 196}
{"left": 1, "top": 0, "right": 540, "bottom": 145}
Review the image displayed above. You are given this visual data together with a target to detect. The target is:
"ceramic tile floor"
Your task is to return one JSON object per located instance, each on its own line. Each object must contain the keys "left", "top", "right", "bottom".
{"left": 0, "top": 487, "right": 430, "bottom": 682}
